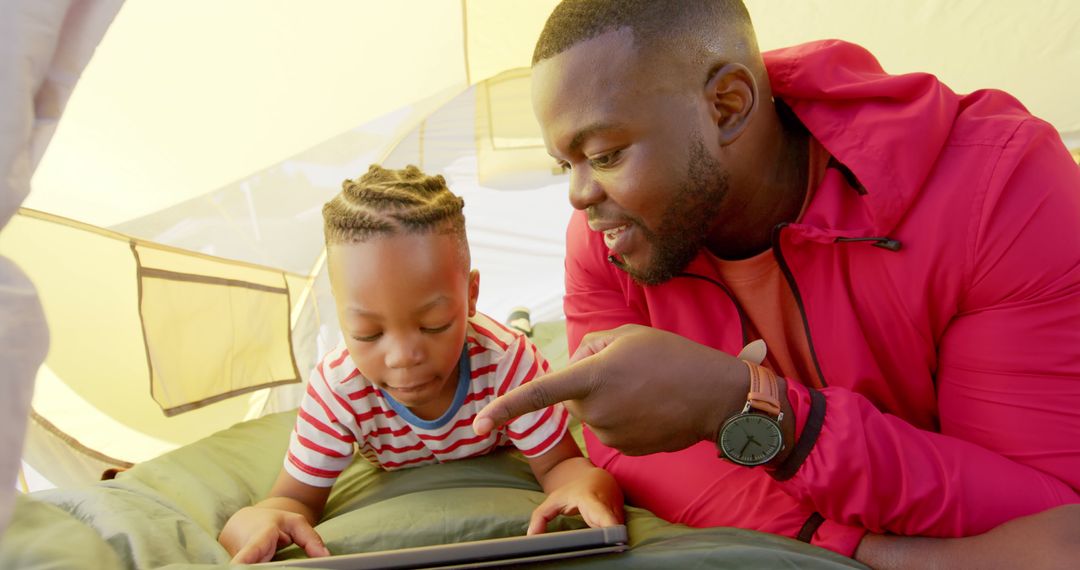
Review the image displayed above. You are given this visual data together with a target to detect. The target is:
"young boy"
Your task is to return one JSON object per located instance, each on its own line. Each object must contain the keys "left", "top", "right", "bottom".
{"left": 218, "top": 165, "right": 624, "bottom": 564}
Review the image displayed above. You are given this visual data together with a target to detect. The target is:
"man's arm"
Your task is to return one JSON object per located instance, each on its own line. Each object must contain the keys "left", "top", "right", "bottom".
{"left": 854, "top": 504, "right": 1080, "bottom": 570}
{"left": 479, "top": 315, "right": 1080, "bottom": 548}
{"left": 218, "top": 353, "right": 359, "bottom": 563}
{"left": 767, "top": 119, "right": 1080, "bottom": 537}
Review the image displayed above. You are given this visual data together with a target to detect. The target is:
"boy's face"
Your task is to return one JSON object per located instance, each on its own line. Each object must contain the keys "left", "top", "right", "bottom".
{"left": 328, "top": 231, "right": 479, "bottom": 420}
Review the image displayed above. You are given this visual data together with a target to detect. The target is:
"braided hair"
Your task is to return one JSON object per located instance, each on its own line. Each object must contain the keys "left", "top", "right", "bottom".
{"left": 323, "top": 164, "right": 469, "bottom": 263}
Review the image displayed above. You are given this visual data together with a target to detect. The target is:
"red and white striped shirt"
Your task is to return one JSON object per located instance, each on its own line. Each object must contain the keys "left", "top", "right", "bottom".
{"left": 284, "top": 312, "right": 568, "bottom": 487}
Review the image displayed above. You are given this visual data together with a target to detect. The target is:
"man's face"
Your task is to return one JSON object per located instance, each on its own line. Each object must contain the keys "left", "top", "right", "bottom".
{"left": 533, "top": 28, "right": 730, "bottom": 285}
{"left": 328, "top": 232, "right": 479, "bottom": 420}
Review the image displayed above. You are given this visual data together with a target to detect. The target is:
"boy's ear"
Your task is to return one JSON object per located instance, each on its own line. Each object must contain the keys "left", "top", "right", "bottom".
{"left": 467, "top": 269, "right": 480, "bottom": 317}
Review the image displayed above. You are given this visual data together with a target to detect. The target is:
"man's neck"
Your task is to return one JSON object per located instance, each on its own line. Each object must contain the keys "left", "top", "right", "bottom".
{"left": 768, "top": 100, "right": 812, "bottom": 230}
{"left": 707, "top": 101, "right": 810, "bottom": 260}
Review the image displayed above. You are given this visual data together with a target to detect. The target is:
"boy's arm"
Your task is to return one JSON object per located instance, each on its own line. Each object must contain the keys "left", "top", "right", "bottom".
{"left": 220, "top": 347, "right": 359, "bottom": 563}
{"left": 488, "top": 330, "right": 622, "bottom": 534}
{"left": 261, "top": 468, "right": 334, "bottom": 524}
{"left": 219, "top": 468, "right": 333, "bottom": 563}
{"left": 524, "top": 433, "right": 624, "bottom": 535}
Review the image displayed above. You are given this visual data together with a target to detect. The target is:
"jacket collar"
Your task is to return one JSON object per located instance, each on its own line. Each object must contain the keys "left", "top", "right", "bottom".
{"left": 763, "top": 40, "right": 961, "bottom": 237}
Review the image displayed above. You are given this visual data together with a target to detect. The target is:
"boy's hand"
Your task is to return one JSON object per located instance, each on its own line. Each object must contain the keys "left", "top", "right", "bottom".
{"left": 527, "top": 467, "right": 625, "bottom": 535}
{"left": 219, "top": 505, "right": 331, "bottom": 564}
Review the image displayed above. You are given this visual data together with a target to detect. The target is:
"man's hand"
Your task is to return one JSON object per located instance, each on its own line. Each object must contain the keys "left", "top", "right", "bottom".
{"left": 218, "top": 504, "right": 330, "bottom": 564}
{"left": 474, "top": 324, "right": 750, "bottom": 456}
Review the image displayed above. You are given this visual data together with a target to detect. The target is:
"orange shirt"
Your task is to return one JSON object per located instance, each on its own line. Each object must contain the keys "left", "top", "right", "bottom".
{"left": 707, "top": 139, "right": 830, "bottom": 387}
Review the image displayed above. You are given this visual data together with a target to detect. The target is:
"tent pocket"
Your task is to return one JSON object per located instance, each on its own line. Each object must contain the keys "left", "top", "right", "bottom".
{"left": 134, "top": 244, "right": 300, "bottom": 416}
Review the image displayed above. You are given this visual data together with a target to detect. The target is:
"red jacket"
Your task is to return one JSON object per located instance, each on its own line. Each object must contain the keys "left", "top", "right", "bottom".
{"left": 564, "top": 40, "right": 1080, "bottom": 556}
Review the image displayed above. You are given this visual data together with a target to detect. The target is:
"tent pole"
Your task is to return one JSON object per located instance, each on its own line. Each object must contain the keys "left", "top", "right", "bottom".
{"left": 17, "top": 464, "right": 28, "bottom": 494}
{"left": 460, "top": 0, "right": 472, "bottom": 85}
{"left": 289, "top": 248, "right": 327, "bottom": 331}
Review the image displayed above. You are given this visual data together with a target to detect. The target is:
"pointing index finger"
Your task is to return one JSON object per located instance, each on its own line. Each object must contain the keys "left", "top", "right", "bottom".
{"left": 473, "top": 359, "right": 596, "bottom": 435}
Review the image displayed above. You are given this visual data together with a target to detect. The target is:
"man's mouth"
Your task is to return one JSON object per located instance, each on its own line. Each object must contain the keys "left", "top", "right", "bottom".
{"left": 603, "top": 224, "right": 627, "bottom": 240}
{"left": 602, "top": 223, "right": 632, "bottom": 255}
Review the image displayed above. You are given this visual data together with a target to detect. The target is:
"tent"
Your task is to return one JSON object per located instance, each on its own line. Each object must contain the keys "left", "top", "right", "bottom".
{"left": 3, "top": 0, "right": 1079, "bottom": 538}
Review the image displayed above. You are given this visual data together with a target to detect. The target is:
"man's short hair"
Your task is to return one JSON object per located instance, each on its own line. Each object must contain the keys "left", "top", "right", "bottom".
{"left": 532, "top": 0, "right": 753, "bottom": 66}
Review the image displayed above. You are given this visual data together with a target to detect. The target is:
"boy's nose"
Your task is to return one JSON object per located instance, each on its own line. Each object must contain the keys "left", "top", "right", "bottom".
{"left": 385, "top": 341, "right": 423, "bottom": 369}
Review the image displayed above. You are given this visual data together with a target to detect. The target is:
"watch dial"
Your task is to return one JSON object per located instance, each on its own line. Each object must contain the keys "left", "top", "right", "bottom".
{"left": 720, "top": 414, "right": 782, "bottom": 466}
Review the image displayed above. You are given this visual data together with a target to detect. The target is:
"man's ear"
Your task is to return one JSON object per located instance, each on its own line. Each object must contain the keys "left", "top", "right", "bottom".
{"left": 467, "top": 269, "right": 480, "bottom": 317}
{"left": 704, "top": 62, "right": 757, "bottom": 146}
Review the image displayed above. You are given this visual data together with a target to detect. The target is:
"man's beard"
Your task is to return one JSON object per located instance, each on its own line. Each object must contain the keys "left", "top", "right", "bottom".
{"left": 618, "top": 134, "right": 728, "bottom": 286}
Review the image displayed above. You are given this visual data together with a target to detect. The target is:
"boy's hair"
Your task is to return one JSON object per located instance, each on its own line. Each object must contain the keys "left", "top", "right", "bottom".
{"left": 323, "top": 165, "right": 469, "bottom": 263}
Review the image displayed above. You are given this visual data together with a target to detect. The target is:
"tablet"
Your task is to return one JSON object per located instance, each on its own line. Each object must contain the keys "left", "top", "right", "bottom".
{"left": 256, "top": 525, "right": 629, "bottom": 569}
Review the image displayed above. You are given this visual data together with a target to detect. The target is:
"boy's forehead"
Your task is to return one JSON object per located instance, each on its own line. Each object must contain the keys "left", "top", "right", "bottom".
{"left": 344, "top": 294, "right": 451, "bottom": 316}
{"left": 327, "top": 231, "right": 459, "bottom": 254}
{"left": 327, "top": 233, "right": 469, "bottom": 280}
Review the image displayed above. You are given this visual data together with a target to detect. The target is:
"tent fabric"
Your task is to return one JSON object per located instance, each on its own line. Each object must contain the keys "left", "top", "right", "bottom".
{"left": 22, "top": 0, "right": 1080, "bottom": 232}
{"left": 0, "top": 209, "right": 311, "bottom": 476}
{"left": 3, "top": 209, "right": 309, "bottom": 419}
{"left": 2, "top": 0, "right": 1079, "bottom": 539}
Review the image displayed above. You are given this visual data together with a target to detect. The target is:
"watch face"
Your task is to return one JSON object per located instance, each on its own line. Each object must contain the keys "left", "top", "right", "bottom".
{"left": 719, "top": 413, "right": 783, "bottom": 466}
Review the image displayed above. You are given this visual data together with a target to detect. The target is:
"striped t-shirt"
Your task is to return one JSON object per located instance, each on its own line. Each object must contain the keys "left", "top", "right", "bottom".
{"left": 284, "top": 312, "right": 569, "bottom": 487}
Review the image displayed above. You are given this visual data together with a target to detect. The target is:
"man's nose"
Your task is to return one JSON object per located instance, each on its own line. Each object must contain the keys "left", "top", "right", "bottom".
{"left": 568, "top": 168, "right": 604, "bottom": 211}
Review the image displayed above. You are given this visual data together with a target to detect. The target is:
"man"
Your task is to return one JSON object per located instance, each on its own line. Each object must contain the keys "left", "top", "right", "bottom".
{"left": 474, "top": 1, "right": 1080, "bottom": 567}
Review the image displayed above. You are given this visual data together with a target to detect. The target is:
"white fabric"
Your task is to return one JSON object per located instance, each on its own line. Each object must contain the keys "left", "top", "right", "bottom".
{"left": 0, "top": 260, "right": 47, "bottom": 540}
{"left": 0, "top": 0, "right": 121, "bottom": 538}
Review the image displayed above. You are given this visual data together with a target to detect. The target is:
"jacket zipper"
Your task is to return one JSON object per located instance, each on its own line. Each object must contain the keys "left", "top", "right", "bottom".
{"left": 771, "top": 223, "right": 828, "bottom": 388}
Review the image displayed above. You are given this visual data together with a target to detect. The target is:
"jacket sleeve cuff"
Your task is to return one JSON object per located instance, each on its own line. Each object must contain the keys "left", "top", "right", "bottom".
{"left": 769, "top": 380, "right": 825, "bottom": 482}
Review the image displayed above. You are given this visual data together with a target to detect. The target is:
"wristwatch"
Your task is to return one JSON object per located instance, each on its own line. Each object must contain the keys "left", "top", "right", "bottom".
{"left": 716, "top": 360, "right": 785, "bottom": 466}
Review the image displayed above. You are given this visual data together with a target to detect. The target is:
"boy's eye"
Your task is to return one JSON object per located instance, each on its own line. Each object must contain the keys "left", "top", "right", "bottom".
{"left": 352, "top": 333, "right": 382, "bottom": 342}
{"left": 421, "top": 323, "right": 452, "bottom": 334}
{"left": 554, "top": 160, "right": 571, "bottom": 173}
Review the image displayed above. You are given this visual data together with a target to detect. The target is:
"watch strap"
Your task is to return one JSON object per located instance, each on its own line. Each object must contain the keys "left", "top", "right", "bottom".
{"left": 743, "top": 360, "right": 781, "bottom": 417}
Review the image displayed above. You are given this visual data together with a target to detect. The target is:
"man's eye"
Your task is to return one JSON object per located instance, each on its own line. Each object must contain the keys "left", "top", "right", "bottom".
{"left": 588, "top": 150, "right": 621, "bottom": 169}
{"left": 554, "top": 160, "right": 571, "bottom": 173}
{"left": 421, "top": 323, "right": 452, "bottom": 334}
{"left": 352, "top": 333, "right": 382, "bottom": 342}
